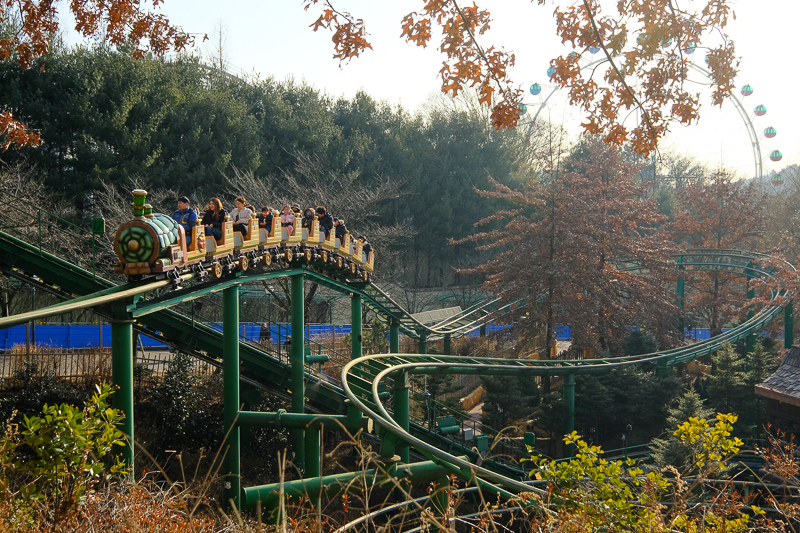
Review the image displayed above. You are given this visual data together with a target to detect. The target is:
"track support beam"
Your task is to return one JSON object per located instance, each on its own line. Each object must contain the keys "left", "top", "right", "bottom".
{"left": 223, "top": 284, "right": 241, "bottom": 509}
{"left": 111, "top": 319, "right": 134, "bottom": 470}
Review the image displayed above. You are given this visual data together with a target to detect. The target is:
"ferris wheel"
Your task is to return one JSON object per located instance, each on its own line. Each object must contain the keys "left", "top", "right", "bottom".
{"left": 520, "top": 47, "right": 784, "bottom": 187}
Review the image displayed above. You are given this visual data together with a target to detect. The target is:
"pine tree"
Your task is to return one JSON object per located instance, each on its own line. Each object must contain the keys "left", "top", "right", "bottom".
{"left": 481, "top": 373, "right": 540, "bottom": 430}
{"left": 707, "top": 342, "right": 748, "bottom": 416}
{"left": 650, "top": 389, "right": 715, "bottom": 471}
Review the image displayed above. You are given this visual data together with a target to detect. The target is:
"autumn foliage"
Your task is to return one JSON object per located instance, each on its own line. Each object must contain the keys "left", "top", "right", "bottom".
{"left": 459, "top": 137, "right": 680, "bottom": 354}
{"left": 306, "top": 0, "right": 737, "bottom": 154}
{"left": 0, "top": 0, "right": 192, "bottom": 150}
{"left": 0, "top": 110, "right": 39, "bottom": 152}
{"left": 669, "top": 172, "right": 769, "bottom": 334}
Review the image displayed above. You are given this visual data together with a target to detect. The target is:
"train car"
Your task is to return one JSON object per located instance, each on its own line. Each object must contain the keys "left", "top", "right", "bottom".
{"left": 113, "top": 190, "right": 375, "bottom": 283}
{"left": 114, "top": 190, "right": 198, "bottom": 278}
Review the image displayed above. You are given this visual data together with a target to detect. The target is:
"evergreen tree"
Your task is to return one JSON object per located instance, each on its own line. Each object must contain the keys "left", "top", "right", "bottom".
{"left": 745, "top": 341, "right": 779, "bottom": 437}
{"left": 481, "top": 373, "right": 540, "bottom": 430}
{"left": 707, "top": 342, "right": 749, "bottom": 416}
{"left": 650, "top": 389, "right": 715, "bottom": 471}
{"left": 623, "top": 329, "right": 659, "bottom": 356}
{"left": 574, "top": 365, "right": 679, "bottom": 449}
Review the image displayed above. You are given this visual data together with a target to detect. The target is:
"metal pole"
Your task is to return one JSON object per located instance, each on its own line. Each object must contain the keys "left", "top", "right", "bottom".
{"left": 563, "top": 372, "right": 576, "bottom": 457}
{"left": 351, "top": 294, "right": 362, "bottom": 360}
{"left": 677, "top": 274, "right": 685, "bottom": 336}
{"left": 291, "top": 274, "right": 305, "bottom": 472}
{"left": 223, "top": 285, "right": 241, "bottom": 509}
{"left": 418, "top": 331, "right": 427, "bottom": 355}
{"left": 242, "top": 458, "right": 456, "bottom": 514}
{"left": 305, "top": 428, "right": 321, "bottom": 477}
{"left": 443, "top": 333, "right": 451, "bottom": 355}
{"left": 304, "top": 427, "right": 322, "bottom": 511}
{"left": 390, "top": 319, "right": 399, "bottom": 354}
{"left": 747, "top": 273, "right": 756, "bottom": 353}
{"left": 393, "top": 370, "right": 410, "bottom": 464}
{"left": 786, "top": 301, "right": 794, "bottom": 349}
{"left": 111, "top": 319, "right": 134, "bottom": 469}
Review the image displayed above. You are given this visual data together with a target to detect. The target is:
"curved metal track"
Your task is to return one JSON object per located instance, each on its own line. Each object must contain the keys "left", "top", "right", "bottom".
{"left": 340, "top": 248, "right": 794, "bottom": 495}
{"left": 0, "top": 222, "right": 794, "bottom": 486}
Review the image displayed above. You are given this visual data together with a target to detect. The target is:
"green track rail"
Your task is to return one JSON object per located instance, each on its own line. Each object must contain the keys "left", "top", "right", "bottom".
{"left": 0, "top": 228, "right": 506, "bottom": 459}
{"left": 0, "top": 199, "right": 794, "bottom": 483}
{"left": 339, "top": 248, "right": 795, "bottom": 488}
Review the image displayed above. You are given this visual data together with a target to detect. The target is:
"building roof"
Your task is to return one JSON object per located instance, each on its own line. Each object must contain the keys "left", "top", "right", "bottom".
{"left": 755, "top": 345, "right": 800, "bottom": 407}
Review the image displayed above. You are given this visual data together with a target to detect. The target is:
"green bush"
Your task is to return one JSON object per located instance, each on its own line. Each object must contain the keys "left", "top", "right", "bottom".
{"left": 525, "top": 414, "right": 763, "bottom": 532}
{"left": 1, "top": 383, "right": 128, "bottom": 528}
{"left": 146, "top": 354, "right": 224, "bottom": 454}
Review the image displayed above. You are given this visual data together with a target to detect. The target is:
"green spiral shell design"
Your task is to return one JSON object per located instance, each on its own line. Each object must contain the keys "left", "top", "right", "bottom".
{"left": 117, "top": 225, "right": 155, "bottom": 263}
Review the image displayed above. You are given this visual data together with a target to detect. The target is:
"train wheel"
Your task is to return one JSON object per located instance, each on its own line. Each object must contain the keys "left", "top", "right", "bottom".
{"left": 320, "top": 250, "right": 329, "bottom": 263}
{"left": 348, "top": 262, "right": 357, "bottom": 275}
{"left": 211, "top": 262, "right": 223, "bottom": 279}
{"left": 263, "top": 252, "right": 272, "bottom": 266}
{"left": 361, "top": 270, "right": 369, "bottom": 282}
{"left": 303, "top": 249, "right": 313, "bottom": 262}
{"left": 284, "top": 249, "right": 293, "bottom": 262}
{"left": 238, "top": 256, "right": 249, "bottom": 272}
{"left": 335, "top": 256, "right": 344, "bottom": 269}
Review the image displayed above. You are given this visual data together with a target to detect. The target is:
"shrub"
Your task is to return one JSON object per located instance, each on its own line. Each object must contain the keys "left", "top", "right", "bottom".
{"left": 525, "top": 414, "right": 764, "bottom": 531}
{"left": 0, "top": 383, "right": 129, "bottom": 528}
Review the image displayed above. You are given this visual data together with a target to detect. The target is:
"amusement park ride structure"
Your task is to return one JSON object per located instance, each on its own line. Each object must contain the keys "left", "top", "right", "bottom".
{"left": 0, "top": 192, "right": 795, "bottom": 521}
{"left": 523, "top": 48, "right": 786, "bottom": 186}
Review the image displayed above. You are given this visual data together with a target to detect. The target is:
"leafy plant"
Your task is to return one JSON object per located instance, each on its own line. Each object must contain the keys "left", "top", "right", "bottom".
{"left": 148, "top": 353, "right": 223, "bottom": 454}
{"left": 1, "top": 383, "right": 129, "bottom": 527}
{"left": 525, "top": 414, "right": 762, "bottom": 532}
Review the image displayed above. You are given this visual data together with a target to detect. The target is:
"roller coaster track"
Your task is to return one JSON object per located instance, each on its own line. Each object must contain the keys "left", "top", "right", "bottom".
{"left": 339, "top": 248, "right": 796, "bottom": 491}
{"left": 0, "top": 222, "right": 518, "bottom": 463}
{"left": 0, "top": 195, "right": 794, "bottom": 485}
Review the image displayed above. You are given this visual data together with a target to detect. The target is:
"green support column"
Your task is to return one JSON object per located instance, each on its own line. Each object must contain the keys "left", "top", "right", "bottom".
{"left": 443, "top": 333, "right": 451, "bottom": 355}
{"left": 291, "top": 274, "right": 306, "bottom": 472}
{"left": 479, "top": 324, "right": 487, "bottom": 337}
{"left": 563, "top": 372, "right": 576, "bottom": 457}
{"left": 747, "top": 273, "right": 756, "bottom": 353}
{"left": 786, "top": 302, "right": 794, "bottom": 349}
{"left": 393, "top": 370, "right": 410, "bottom": 464}
{"left": 677, "top": 274, "right": 685, "bottom": 335}
{"left": 418, "top": 331, "right": 428, "bottom": 355}
{"left": 223, "top": 285, "right": 241, "bottom": 509}
{"left": 304, "top": 428, "right": 321, "bottom": 477}
{"left": 390, "top": 319, "right": 399, "bottom": 354}
{"left": 111, "top": 319, "right": 134, "bottom": 469}
{"left": 304, "top": 428, "right": 322, "bottom": 510}
{"left": 351, "top": 294, "right": 362, "bottom": 360}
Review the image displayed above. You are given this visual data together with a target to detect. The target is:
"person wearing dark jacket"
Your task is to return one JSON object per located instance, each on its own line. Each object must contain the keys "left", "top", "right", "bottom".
{"left": 334, "top": 217, "right": 347, "bottom": 243}
{"left": 316, "top": 206, "right": 334, "bottom": 238}
{"left": 362, "top": 240, "right": 372, "bottom": 262}
{"left": 302, "top": 207, "right": 316, "bottom": 231}
{"left": 258, "top": 206, "right": 273, "bottom": 234}
{"left": 202, "top": 197, "right": 227, "bottom": 240}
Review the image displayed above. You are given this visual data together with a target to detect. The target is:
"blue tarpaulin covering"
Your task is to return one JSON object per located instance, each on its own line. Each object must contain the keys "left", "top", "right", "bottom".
{"left": 0, "top": 323, "right": 780, "bottom": 350}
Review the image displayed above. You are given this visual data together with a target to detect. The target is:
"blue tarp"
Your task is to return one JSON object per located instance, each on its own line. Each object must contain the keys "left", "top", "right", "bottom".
{"left": 0, "top": 324, "right": 167, "bottom": 350}
{"left": 0, "top": 323, "right": 781, "bottom": 350}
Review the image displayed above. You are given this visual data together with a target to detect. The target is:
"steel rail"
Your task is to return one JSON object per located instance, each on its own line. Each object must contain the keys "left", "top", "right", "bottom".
{"left": 0, "top": 273, "right": 194, "bottom": 329}
{"left": 339, "top": 248, "right": 794, "bottom": 492}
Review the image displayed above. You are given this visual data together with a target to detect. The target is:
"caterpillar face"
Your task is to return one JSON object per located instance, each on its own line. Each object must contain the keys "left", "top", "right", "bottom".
{"left": 116, "top": 224, "right": 156, "bottom": 264}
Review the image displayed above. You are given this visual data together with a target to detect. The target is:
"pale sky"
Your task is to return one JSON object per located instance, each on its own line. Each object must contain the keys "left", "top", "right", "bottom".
{"left": 66, "top": 1, "right": 800, "bottom": 180}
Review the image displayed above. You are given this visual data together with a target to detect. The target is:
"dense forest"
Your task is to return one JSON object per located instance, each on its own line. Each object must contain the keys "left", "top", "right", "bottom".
{"left": 0, "top": 44, "right": 544, "bottom": 290}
